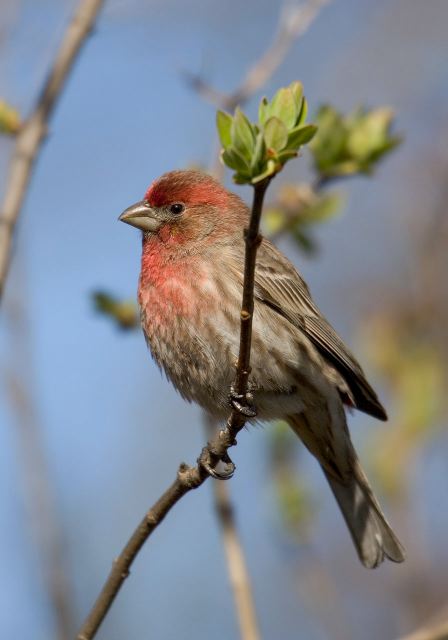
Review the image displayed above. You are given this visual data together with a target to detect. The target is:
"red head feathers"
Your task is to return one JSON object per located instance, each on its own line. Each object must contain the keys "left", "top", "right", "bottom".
{"left": 145, "top": 170, "right": 229, "bottom": 209}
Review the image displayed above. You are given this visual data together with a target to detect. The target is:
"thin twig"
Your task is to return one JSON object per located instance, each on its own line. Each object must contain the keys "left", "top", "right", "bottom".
{"left": 204, "top": 415, "right": 260, "bottom": 640}
{"left": 77, "top": 177, "right": 271, "bottom": 640}
{"left": 185, "top": 0, "right": 329, "bottom": 112}
{"left": 0, "top": 0, "right": 105, "bottom": 303}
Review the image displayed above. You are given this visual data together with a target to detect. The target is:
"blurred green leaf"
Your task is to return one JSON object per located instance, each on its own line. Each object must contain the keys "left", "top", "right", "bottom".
{"left": 361, "top": 313, "right": 446, "bottom": 499}
{"left": 263, "top": 183, "right": 343, "bottom": 249}
{"left": 93, "top": 291, "right": 139, "bottom": 330}
{"left": 0, "top": 100, "right": 20, "bottom": 135}
{"left": 310, "top": 104, "right": 401, "bottom": 180}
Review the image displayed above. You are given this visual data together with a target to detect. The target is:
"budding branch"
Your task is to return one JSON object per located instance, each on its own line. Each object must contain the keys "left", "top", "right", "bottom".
{"left": 76, "top": 177, "right": 271, "bottom": 640}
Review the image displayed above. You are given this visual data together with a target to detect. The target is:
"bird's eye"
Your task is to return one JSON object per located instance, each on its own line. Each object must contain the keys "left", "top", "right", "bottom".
{"left": 169, "top": 203, "right": 185, "bottom": 215}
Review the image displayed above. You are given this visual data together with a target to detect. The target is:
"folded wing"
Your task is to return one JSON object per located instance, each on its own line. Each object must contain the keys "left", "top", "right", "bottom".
{"left": 254, "top": 239, "right": 387, "bottom": 421}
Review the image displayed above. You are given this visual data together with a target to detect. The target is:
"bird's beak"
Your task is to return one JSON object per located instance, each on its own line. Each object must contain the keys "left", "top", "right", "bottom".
{"left": 118, "top": 200, "right": 162, "bottom": 232}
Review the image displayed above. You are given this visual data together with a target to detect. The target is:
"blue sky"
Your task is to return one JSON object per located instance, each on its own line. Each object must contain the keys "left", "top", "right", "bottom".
{"left": 1, "top": 1, "right": 448, "bottom": 638}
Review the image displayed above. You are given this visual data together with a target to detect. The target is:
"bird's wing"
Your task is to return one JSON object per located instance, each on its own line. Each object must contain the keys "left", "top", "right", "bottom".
{"left": 253, "top": 239, "right": 387, "bottom": 421}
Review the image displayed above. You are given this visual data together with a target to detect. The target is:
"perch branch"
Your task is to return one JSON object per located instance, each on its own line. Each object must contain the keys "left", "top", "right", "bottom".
{"left": 0, "top": 0, "right": 105, "bottom": 302}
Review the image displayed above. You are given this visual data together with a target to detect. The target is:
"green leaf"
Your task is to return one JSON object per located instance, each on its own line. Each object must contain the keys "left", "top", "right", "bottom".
{"left": 216, "top": 110, "right": 233, "bottom": 148}
{"left": 232, "top": 173, "right": 252, "bottom": 184}
{"left": 250, "top": 131, "right": 266, "bottom": 173}
{"left": 252, "top": 158, "right": 278, "bottom": 183}
{"left": 231, "top": 107, "right": 255, "bottom": 159}
{"left": 258, "top": 97, "right": 270, "bottom": 126}
{"left": 221, "top": 147, "right": 250, "bottom": 173}
{"left": 269, "top": 87, "right": 297, "bottom": 129}
{"left": 264, "top": 116, "right": 288, "bottom": 151}
{"left": 289, "top": 81, "right": 303, "bottom": 112}
{"left": 296, "top": 96, "right": 308, "bottom": 126}
{"left": 277, "top": 149, "right": 298, "bottom": 164}
{"left": 286, "top": 124, "right": 317, "bottom": 149}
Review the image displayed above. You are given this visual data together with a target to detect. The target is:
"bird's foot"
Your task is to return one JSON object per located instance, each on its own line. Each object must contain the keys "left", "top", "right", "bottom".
{"left": 229, "top": 385, "right": 257, "bottom": 418}
{"left": 199, "top": 448, "right": 235, "bottom": 480}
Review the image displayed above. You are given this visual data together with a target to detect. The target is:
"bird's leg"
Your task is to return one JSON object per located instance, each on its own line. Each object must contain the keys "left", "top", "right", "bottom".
{"left": 199, "top": 446, "right": 236, "bottom": 480}
{"left": 229, "top": 381, "right": 257, "bottom": 418}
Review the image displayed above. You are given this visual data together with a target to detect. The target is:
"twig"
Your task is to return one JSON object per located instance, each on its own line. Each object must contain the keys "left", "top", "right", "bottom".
{"left": 185, "top": 0, "right": 329, "bottom": 112}
{"left": 204, "top": 415, "right": 260, "bottom": 640}
{"left": 0, "top": 0, "right": 105, "bottom": 303}
{"left": 77, "top": 177, "right": 271, "bottom": 640}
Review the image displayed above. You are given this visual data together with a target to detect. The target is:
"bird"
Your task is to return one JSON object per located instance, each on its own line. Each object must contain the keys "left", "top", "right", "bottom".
{"left": 119, "top": 169, "right": 405, "bottom": 569}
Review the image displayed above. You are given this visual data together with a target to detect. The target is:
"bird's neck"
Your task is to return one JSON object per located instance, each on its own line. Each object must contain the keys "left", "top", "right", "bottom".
{"left": 138, "top": 233, "right": 203, "bottom": 317}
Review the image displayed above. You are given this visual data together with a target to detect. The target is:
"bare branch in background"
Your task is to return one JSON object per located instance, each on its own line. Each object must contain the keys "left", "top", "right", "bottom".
{"left": 77, "top": 177, "right": 271, "bottom": 640}
{"left": 5, "top": 283, "right": 75, "bottom": 639}
{"left": 204, "top": 414, "right": 261, "bottom": 640}
{"left": 0, "top": 0, "right": 105, "bottom": 302}
{"left": 7, "top": 375, "right": 75, "bottom": 639}
{"left": 0, "top": 0, "right": 104, "bottom": 635}
{"left": 186, "top": 0, "right": 329, "bottom": 179}
{"left": 185, "top": 0, "right": 329, "bottom": 112}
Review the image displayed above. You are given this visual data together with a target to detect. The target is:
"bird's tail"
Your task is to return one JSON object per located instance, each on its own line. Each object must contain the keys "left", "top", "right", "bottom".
{"left": 323, "top": 458, "right": 405, "bottom": 568}
{"left": 287, "top": 415, "right": 405, "bottom": 568}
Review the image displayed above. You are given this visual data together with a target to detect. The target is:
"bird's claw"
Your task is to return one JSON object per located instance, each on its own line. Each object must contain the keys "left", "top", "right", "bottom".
{"left": 200, "top": 449, "right": 235, "bottom": 480}
{"left": 229, "top": 387, "right": 257, "bottom": 418}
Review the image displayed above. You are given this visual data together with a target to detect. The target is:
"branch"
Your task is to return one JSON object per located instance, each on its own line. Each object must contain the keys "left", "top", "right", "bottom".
{"left": 77, "top": 177, "right": 271, "bottom": 640}
{"left": 0, "top": 0, "right": 105, "bottom": 303}
{"left": 185, "top": 0, "right": 329, "bottom": 112}
{"left": 204, "top": 415, "right": 260, "bottom": 640}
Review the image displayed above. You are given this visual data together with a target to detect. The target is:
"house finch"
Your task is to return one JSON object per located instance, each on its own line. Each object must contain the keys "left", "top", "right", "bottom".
{"left": 119, "top": 169, "right": 405, "bottom": 569}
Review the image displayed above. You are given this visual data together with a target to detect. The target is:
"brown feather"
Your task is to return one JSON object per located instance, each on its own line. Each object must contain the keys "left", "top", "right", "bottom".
{"left": 254, "top": 239, "right": 388, "bottom": 420}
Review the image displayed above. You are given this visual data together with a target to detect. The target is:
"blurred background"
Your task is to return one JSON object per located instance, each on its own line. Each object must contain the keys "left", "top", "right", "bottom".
{"left": 1, "top": 0, "right": 447, "bottom": 638}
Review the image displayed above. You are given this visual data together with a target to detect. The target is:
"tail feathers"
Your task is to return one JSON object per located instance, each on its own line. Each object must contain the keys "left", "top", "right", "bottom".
{"left": 324, "top": 460, "right": 405, "bottom": 569}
